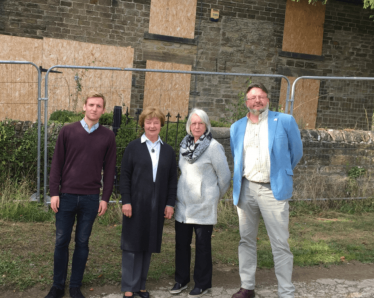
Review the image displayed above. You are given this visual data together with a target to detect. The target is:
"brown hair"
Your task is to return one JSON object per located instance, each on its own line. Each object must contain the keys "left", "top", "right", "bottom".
{"left": 139, "top": 106, "right": 166, "bottom": 128}
{"left": 245, "top": 82, "right": 269, "bottom": 96}
{"left": 85, "top": 91, "right": 106, "bottom": 108}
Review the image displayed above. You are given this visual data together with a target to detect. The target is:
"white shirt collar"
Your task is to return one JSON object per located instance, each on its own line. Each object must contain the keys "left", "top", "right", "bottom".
{"left": 141, "top": 134, "right": 163, "bottom": 145}
{"left": 247, "top": 108, "right": 269, "bottom": 124}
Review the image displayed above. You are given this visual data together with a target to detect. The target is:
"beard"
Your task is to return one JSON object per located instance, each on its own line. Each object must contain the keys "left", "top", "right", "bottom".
{"left": 248, "top": 102, "right": 269, "bottom": 116}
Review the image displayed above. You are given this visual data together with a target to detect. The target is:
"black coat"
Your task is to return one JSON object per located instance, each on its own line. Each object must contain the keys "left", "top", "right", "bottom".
{"left": 120, "top": 138, "right": 177, "bottom": 253}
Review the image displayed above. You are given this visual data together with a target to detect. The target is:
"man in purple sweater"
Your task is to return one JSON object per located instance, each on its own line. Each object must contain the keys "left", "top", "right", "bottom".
{"left": 45, "top": 92, "right": 116, "bottom": 298}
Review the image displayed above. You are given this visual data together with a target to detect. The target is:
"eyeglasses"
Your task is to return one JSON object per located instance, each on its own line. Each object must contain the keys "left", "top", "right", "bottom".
{"left": 246, "top": 96, "right": 268, "bottom": 101}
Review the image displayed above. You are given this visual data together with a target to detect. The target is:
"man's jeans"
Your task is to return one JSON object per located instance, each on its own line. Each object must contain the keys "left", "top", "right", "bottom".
{"left": 53, "top": 193, "right": 99, "bottom": 289}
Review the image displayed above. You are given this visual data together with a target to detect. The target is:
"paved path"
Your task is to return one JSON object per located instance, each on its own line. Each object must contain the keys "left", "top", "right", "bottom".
{"left": 89, "top": 279, "right": 374, "bottom": 298}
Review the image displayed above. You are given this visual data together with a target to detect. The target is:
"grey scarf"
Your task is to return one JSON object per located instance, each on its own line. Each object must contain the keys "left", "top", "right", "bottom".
{"left": 180, "top": 131, "right": 212, "bottom": 164}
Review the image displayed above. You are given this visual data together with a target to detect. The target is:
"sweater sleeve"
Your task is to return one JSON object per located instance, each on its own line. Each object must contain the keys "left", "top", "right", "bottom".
{"left": 166, "top": 148, "right": 178, "bottom": 207}
{"left": 120, "top": 142, "right": 134, "bottom": 205}
{"left": 211, "top": 141, "right": 231, "bottom": 199}
{"left": 101, "top": 132, "right": 117, "bottom": 202}
{"left": 49, "top": 127, "right": 66, "bottom": 197}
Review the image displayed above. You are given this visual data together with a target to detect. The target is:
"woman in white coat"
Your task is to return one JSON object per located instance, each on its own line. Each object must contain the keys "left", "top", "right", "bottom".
{"left": 170, "top": 108, "right": 231, "bottom": 298}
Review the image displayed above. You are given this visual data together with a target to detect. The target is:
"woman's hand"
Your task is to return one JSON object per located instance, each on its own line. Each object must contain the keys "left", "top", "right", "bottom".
{"left": 164, "top": 206, "right": 174, "bottom": 219}
{"left": 122, "top": 204, "right": 132, "bottom": 218}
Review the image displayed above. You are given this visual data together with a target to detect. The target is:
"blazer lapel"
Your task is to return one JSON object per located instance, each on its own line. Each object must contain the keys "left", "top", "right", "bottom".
{"left": 236, "top": 117, "right": 247, "bottom": 158}
{"left": 268, "top": 110, "right": 278, "bottom": 154}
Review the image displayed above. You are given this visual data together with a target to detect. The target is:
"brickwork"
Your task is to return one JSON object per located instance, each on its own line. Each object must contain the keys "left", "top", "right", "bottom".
{"left": 0, "top": 0, "right": 373, "bottom": 125}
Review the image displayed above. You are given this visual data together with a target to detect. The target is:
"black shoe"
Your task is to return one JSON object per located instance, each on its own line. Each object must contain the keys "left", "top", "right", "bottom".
{"left": 134, "top": 291, "right": 150, "bottom": 298}
{"left": 170, "top": 282, "right": 188, "bottom": 294}
{"left": 188, "top": 287, "right": 210, "bottom": 297}
{"left": 45, "top": 286, "right": 65, "bottom": 298}
{"left": 69, "top": 287, "right": 85, "bottom": 298}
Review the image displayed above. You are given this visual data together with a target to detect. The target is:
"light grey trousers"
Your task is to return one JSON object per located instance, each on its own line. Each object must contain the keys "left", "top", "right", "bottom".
{"left": 237, "top": 178, "right": 295, "bottom": 298}
{"left": 121, "top": 250, "right": 152, "bottom": 292}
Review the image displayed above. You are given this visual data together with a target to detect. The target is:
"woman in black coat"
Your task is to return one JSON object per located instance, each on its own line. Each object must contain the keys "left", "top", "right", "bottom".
{"left": 120, "top": 106, "right": 178, "bottom": 298}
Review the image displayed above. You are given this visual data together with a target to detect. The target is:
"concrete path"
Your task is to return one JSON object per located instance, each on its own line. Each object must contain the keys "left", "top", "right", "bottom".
{"left": 89, "top": 279, "right": 374, "bottom": 298}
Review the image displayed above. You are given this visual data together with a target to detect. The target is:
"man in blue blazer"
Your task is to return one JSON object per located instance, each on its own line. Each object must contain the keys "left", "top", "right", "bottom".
{"left": 230, "top": 83, "right": 303, "bottom": 298}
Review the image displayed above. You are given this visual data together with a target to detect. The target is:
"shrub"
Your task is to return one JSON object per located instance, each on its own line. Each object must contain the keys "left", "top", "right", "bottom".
{"left": 49, "top": 110, "right": 83, "bottom": 124}
{"left": 159, "top": 120, "right": 187, "bottom": 156}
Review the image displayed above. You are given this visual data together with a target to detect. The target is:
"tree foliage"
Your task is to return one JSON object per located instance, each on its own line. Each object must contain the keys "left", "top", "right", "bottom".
{"left": 293, "top": 0, "right": 374, "bottom": 20}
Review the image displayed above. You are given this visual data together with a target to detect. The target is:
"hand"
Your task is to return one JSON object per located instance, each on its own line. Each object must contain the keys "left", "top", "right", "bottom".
{"left": 50, "top": 196, "right": 60, "bottom": 213}
{"left": 164, "top": 206, "right": 174, "bottom": 219}
{"left": 122, "top": 204, "right": 132, "bottom": 218}
{"left": 98, "top": 201, "right": 108, "bottom": 216}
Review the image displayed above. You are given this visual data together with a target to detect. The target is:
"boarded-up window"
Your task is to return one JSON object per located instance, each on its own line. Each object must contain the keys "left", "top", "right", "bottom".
{"left": 0, "top": 36, "right": 134, "bottom": 121}
{"left": 279, "top": 77, "right": 320, "bottom": 129}
{"left": 43, "top": 38, "right": 134, "bottom": 118}
{"left": 282, "top": 0, "right": 326, "bottom": 56}
{"left": 149, "top": 0, "right": 197, "bottom": 39}
{"left": 143, "top": 61, "right": 191, "bottom": 120}
{"left": 0, "top": 35, "right": 43, "bottom": 121}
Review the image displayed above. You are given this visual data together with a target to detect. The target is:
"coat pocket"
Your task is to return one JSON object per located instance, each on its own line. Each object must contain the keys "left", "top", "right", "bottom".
{"left": 285, "top": 168, "right": 293, "bottom": 176}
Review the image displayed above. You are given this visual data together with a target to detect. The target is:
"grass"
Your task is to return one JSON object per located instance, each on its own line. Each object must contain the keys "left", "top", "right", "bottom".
{"left": 1, "top": 179, "right": 374, "bottom": 291}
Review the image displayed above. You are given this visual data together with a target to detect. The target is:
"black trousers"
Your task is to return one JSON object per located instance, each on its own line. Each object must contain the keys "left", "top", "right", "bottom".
{"left": 121, "top": 250, "right": 152, "bottom": 292}
{"left": 175, "top": 221, "right": 213, "bottom": 289}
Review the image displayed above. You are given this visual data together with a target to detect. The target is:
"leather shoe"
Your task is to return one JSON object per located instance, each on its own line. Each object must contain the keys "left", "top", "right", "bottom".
{"left": 134, "top": 291, "right": 149, "bottom": 298}
{"left": 44, "top": 286, "right": 65, "bottom": 298}
{"left": 170, "top": 282, "right": 188, "bottom": 294}
{"left": 231, "top": 288, "right": 255, "bottom": 298}
{"left": 188, "top": 287, "right": 210, "bottom": 297}
{"left": 70, "top": 287, "right": 85, "bottom": 298}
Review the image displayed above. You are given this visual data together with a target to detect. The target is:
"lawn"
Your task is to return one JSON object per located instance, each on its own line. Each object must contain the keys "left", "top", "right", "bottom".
{"left": 1, "top": 199, "right": 374, "bottom": 291}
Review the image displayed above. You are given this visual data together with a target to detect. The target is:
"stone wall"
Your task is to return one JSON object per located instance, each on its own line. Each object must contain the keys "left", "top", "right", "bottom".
{"left": 211, "top": 126, "right": 374, "bottom": 199}
{"left": 0, "top": 0, "right": 373, "bottom": 125}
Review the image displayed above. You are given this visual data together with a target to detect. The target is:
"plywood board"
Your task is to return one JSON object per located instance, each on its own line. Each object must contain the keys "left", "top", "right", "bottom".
{"left": 0, "top": 35, "right": 43, "bottom": 121}
{"left": 0, "top": 36, "right": 134, "bottom": 122}
{"left": 42, "top": 38, "right": 134, "bottom": 119}
{"left": 149, "top": 0, "right": 197, "bottom": 39}
{"left": 143, "top": 60, "right": 191, "bottom": 121}
{"left": 279, "top": 77, "right": 320, "bottom": 129}
{"left": 282, "top": 0, "right": 326, "bottom": 56}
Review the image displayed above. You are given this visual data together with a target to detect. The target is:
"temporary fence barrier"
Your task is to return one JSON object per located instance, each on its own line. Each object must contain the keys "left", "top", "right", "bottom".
{"left": 0, "top": 61, "right": 42, "bottom": 202}
{"left": 43, "top": 65, "right": 291, "bottom": 203}
{"left": 290, "top": 76, "right": 374, "bottom": 130}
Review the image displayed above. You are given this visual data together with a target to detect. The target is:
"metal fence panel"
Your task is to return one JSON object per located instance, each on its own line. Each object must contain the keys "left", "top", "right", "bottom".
{"left": 291, "top": 76, "right": 374, "bottom": 130}
{"left": 43, "top": 65, "right": 291, "bottom": 203}
{"left": 0, "top": 61, "right": 42, "bottom": 202}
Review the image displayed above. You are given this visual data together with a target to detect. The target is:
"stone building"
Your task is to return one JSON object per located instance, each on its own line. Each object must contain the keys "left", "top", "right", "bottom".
{"left": 0, "top": 0, "right": 373, "bottom": 128}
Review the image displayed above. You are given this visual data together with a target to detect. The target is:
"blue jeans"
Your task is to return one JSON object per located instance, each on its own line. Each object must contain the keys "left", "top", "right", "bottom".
{"left": 53, "top": 193, "right": 99, "bottom": 289}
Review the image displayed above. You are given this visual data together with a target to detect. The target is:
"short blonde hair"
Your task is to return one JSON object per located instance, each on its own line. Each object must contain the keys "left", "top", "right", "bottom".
{"left": 139, "top": 106, "right": 166, "bottom": 128}
{"left": 85, "top": 91, "right": 106, "bottom": 108}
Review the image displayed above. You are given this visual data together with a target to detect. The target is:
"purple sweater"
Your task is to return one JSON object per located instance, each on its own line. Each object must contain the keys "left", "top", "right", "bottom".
{"left": 49, "top": 122, "right": 116, "bottom": 202}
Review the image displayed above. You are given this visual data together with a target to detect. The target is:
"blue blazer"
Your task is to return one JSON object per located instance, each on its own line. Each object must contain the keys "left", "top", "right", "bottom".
{"left": 230, "top": 110, "right": 303, "bottom": 205}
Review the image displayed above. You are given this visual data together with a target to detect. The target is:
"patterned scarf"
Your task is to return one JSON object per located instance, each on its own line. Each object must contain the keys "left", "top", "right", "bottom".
{"left": 180, "top": 131, "right": 212, "bottom": 164}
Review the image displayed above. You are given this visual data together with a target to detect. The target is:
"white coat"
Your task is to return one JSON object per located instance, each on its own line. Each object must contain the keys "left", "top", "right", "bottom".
{"left": 175, "top": 138, "right": 231, "bottom": 225}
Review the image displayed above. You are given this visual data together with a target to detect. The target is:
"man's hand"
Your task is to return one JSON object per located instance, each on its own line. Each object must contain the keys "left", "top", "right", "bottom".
{"left": 122, "top": 204, "right": 132, "bottom": 218}
{"left": 50, "top": 196, "right": 60, "bottom": 213}
{"left": 164, "top": 206, "right": 174, "bottom": 219}
{"left": 98, "top": 201, "right": 108, "bottom": 216}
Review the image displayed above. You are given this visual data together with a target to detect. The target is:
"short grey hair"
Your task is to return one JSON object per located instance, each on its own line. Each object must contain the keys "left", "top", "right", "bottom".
{"left": 186, "top": 108, "right": 211, "bottom": 136}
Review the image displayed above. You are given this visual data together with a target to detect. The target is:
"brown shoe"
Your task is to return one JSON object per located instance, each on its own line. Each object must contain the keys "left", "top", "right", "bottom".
{"left": 231, "top": 288, "right": 255, "bottom": 298}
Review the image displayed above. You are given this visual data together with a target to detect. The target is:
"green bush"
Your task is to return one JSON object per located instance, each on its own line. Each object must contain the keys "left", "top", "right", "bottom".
{"left": 49, "top": 110, "right": 83, "bottom": 124}
{"left": 160, "top": 120, "right": 187, "bottom": 156}
{"left": 99, "top": 112, "right": 114, "bottom": 126}
{"left": 115, "top": 118, "right": 141, "bottom": 167}
{"left": 0, "top": 121, "right": 39, "bottom": 186}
